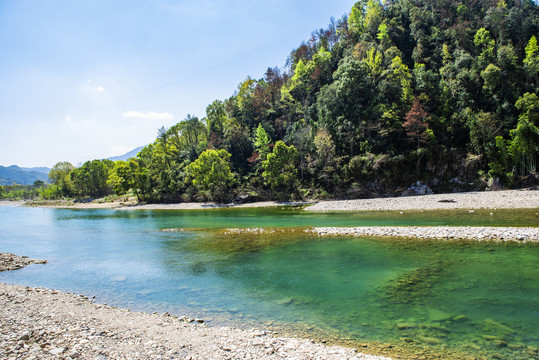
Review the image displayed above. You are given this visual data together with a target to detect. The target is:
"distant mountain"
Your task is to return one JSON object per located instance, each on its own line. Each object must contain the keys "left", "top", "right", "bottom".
{"left": 107, "top": 146, "right": 144, "bottom": 162}
{"left": 20, "top": 167, "right": 51, "bottom": 175}
{"left": 0, "top": 165, "right": 49, "bottom": 186}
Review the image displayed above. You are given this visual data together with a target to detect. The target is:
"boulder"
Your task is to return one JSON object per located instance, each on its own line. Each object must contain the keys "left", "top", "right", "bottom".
{"left": 487, "top": 177, "right": 504, "bottom": 191}
{"left": 401, "top": 181, "right": 434, "bottom": 197}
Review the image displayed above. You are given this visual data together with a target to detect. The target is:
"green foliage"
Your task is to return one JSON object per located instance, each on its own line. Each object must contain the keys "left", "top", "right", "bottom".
{"left": 262, "top": 141, "right": 299, "bottom": 195}
{"left": 0, "top": 184, "right": 41, "bottom": 200}
{"left": 186, "top": 149, "right": 236, "bottom": 203}
{"left": 349, "top": 1, "right": 367, "bottom": 35}
{"left": 474, "top": 28, "right": 496, "bottom": 64}
{"left": 57, "top": 0, "right": 539, "bottom": 201}
{"left": 48, "top": 161, "right": 75, "bottom": 197}
{"left": 313, "top": 128, "right": 341, "bottom": 188}
{"left": 524, "top": 36, "right": 539, "bottom": 85}
{"left": 481, "top": 63, "right": 502, "bottom": 92}
{"left": 510, "top": 93, "right": 539, "bottom": 175}
{"left": 206, "top": 100, "right": 228, "bottom": 137}
{"left": 107, "top": 161, "right": 134, "bottom": 196}
{"left": 254, "top": 123, "right": 271, "bottom": 161}
{"left": 70, "top": 159, "right": 114, "bottom": 198}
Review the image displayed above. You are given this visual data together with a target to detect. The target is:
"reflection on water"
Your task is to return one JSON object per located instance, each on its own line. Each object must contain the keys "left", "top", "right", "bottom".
{"left": 0, "top": 206, "right": 538, "bottom": 359}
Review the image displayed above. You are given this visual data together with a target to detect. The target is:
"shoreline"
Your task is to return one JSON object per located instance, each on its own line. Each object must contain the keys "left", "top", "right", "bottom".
{"left": 0, "top": 255, "right": 391, "bottom": 360}
{"left": 305, "top": 189, "right": 539, "bottom": 211}
{"left": 219, "top": 226, "right": 539, "bottom": 242}
{"left": 307, "top": 226, "right": 539, "bottom": 242}
{"left": 2, "top": 190, "right": 538, "bottom": 359}
{"left": 15, "top": 188, "right": 539, "bottom": 211}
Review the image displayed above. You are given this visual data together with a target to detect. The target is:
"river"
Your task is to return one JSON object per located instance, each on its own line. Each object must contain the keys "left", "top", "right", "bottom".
{"left": 1, "top": 205, "right": 538, "bottom": 359}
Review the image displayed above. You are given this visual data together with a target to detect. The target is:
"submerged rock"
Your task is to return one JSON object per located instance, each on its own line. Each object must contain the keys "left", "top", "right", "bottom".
{"left": 452, "top": 315, "right": 468, "bottom": 322}
{"left": 276, "top": 298, "right": 294, "bottom": 306}
{"left": 427, "top": 308, "right": 452, "bottom": 322}
{"left": 396, "top": 323, "right": 416, "bottom": 330}
{"left": 483, "top": 319, "right": 516, "bottom": 336}
{"left": 419, "top": 336, "right": 443, "bottom": 345}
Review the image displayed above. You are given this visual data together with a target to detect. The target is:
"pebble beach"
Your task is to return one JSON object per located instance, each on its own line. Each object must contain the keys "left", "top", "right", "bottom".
{"left": 305, "top": 189, "right": 539, "bottom": 211}
{"left": 0, "top": 256, "right": 390, "bottom": 360}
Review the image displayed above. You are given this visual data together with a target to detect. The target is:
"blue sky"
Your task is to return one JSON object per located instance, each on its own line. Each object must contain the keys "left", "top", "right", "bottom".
{"left": 0, "top": 0, "right": 356, "bottom": 168}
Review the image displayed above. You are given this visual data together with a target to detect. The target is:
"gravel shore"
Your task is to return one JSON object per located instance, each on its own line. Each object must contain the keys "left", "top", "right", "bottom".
{"left": 307, "top": 226, "right": 539, "bottom": 242}
{"left": 0, "top": 253, "right": 47, "bottom": 272}
{"left": 305, "top": 189, "right": 539, "bottom": 211}
{"left": 0, "top": 256, "right": 391, "bottom": 360}
{"left": 19, "top": 189, "right": 538, "bottom": 211}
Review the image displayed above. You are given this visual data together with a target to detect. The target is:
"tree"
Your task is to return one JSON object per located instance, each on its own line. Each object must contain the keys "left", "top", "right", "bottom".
{"left": 48, "top": 161, "right": 75, "bottom": 197}
{"left": 402, "top": 98, "right": 430, "bottom": 150}
{"left": 128, "top": 158, "right": 151, "bottom": 201}
{"left": 169, "top": 114, "right": 207, "bottom": 162}
{"left": 313, "top": 128, "right": 340, "bottom": 188}
{"left": 510, "top": 93, "right": 539, "bottom": 175}
{"left": 481, "top": 63, "right": 502, "bottom": 93}
{"left": 474, "top": 28, "right": 496, "bottom": 68}
{"left": 107, "top": 161, "right": 134, "bottom": 196}
{"left": 70, "top": 159, "right": 114, "bottom": 197}
{"left": 467, "top": 111, "right": 502, "bottom": 163}
{"left": 349, "top": 0, "right": 368, "bottom": 35}
{"left": 262, "top": 141, "right": 299, "bottom": 195}
{"left": 254, "top": 123, "right": 271, "bottom": 161}
{"left": 186, "top": 149, "right": 236, "bottom": 203}
{"left": 222, "top": 120, "right": 253, "bottom": 175}
{"left": 524, "top": 36, "right": 539, "bottom": 87}
{"left": 206, "top": 100, "right": 228, "bottom": 137}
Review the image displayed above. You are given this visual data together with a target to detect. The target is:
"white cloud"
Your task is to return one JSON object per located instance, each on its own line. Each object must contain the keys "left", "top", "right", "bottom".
{"left": 65, "top": 114, "right": 72, "bottom": 123}
{"left": 96, "top": 86, "right": 105, "bottom": 92}
{"left": 122, "top": 111, "right": 174, "bottom": 120}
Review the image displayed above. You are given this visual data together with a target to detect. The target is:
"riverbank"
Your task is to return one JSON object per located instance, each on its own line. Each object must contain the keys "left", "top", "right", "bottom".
{"left": 307, "top": 226, "right": 539, "bottom": 242}
{"left": 23, "top": 198, "right": 314, "bottom": 210}
{"left": 19, "top": 188, "right": 539, "bottom": 211}
{"left": 219, "top": 225, "right": 539, "bottom": 242}
{"left": 0, "top": 253, "right": 47, "bottom": 272}
{"left": 305, "top": 188, "right": 539, "bottom": 211}
{"left": 0, "top": 256, "right": 391, "bottom": 360}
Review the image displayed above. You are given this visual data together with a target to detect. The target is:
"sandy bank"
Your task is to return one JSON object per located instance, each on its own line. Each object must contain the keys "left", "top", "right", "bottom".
{"left": 0, "top": 255, "right": 391, "bottom": 360}
{"left": 305, "top": 189, "right": 539, "bottom": 211}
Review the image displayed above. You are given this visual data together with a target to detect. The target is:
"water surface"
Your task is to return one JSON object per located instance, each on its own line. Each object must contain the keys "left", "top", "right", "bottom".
{"left": 1, "top": 206, "right": 538, "bottom": 359}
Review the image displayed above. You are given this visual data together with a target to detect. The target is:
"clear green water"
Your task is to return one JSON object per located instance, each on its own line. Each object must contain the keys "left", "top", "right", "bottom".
{"left": 1, "top": 206, "right": 538, "bottom": 359}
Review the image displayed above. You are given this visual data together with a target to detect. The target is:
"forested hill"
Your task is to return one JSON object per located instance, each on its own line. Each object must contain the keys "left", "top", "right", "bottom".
{"left": 0, "top": 166, "right": 49, "bottom": 186}
{"left": 46, "top": 0, "right": 539, "bottom": 203}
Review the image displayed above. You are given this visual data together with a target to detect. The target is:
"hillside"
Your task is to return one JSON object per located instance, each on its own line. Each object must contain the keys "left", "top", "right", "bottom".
{"left": 107, "top": 146, "right": 144, "bottom": 162}
{"left": 0, "top": 165, "right": 49, "bottom": 186}
{"left": 20, "top": 167, "right": 50, "bottom": 175}
{"left": 46, "top": 0, "right": 539, "bottom": 202}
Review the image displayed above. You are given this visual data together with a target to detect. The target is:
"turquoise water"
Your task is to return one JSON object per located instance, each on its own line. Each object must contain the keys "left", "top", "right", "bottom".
{"left": 1, "top": 206, "right": 538, "bottom": 359}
